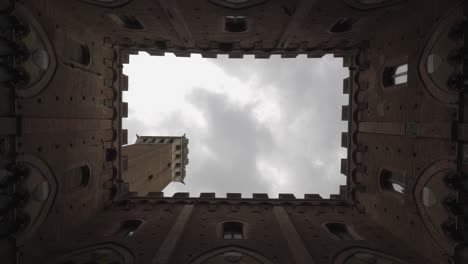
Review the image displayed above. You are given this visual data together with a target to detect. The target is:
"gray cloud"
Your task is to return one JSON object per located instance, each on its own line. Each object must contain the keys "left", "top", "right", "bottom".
{"left": 124, "top": 54, "right": 348, "bottom": 198}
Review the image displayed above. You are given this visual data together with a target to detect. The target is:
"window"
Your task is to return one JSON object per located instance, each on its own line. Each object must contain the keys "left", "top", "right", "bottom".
{"left": 65, "top": 39, "right": 90, "bottom": 66}
{"left": 223, "top": 221, "right": 244, "bottom": 239}
{"left": 380, "top": 169, "right": 405, "bottom": 194}
{"left": 66, "top": 165, "right": 91, "bottom": 189}
{"left": 108, "top": 14, "right": 144, "bottom": 30}
{"left": 382, "top": 64, "right": 408, "bottom": 86}
{"left": 116, "top": 220, "right": 143, "bottom": 237}
{"left": 225, "top": 16, "right": 248, "bottom": 33}
{"left": 422, "top": 187, "right": 437, "bottom": 207}
{"left": 426, "top": 54, "right": 442, "bottom": 74}
{"left": 31, "top": 181, "right": 49, "bottom": 201}
{"left": 330, "top": 17, "right": 355, "bottom": 33}
{"left": 325, "top": 223, "right": 355, "bottom": 240}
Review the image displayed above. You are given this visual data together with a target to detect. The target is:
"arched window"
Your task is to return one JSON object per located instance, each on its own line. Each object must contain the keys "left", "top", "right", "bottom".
{"left": 108, "top": 14, "right": 144, "bottom": 30}
{"left": 380, "top": 169, "right": 405, "bottom": 194}
{"left": 344, "top": 252, "right": 400, "bottom": 263}
{"left": 334, "top": 247, "right": 406, "bottom": 264}
{"left": 116, "top": 220, "right": 143, "bottom": 237}
{"left": 66, "top": 165, "right": 91, "bottom": 190}
{"left": 57, "top": 244, "right": 134, "bottom": 264}
{"left": 223, "top": 221, "right": 244, "bottom": 239}
{"left": 382, "top": 64, "right": 408, "bottom": 86}
{"left": 325, "top": 223, "right": 356, "bottom": 240}
{"left": 422, "top": 187, "right": 437, "bottom": 207}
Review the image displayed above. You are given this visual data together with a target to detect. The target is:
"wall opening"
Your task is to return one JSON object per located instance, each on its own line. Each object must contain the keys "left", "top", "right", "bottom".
{"left": 224, "top": 16, "right": 248, "bottom": 32}
{"left": 223, "top": 221, "right": 244, "bottom": 239}
{"left": 123, "top": 53, "right": 349, "bottom": 198}
{"left": 116, "top": 220, "right": 143, "bottom": 237}
{"left": 325, "top": 223, "right": 357, "bottom": 240}
{"left": 382, "top": 63, "right": 408, "bottom": 86}
{"left": 380, "top": 169, "right": 405, "bottom": 194}
{"left": 108, "top": 14, "right": 144, "bottom": 30}
{"left": 65, "top": 39, "right": 91, "bottom": 66}
{"left": 66, "top": 165, "right": 91, "bottom": 189}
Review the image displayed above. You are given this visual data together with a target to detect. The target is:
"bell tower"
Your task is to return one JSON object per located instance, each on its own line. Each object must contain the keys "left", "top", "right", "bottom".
{"left": 121, "top": 135, "right": 189, "bottom": 195}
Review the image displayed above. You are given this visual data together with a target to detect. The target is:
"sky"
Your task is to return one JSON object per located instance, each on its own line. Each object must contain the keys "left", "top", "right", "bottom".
{"left": 123, "top": 52, "right": 349, "bottom": 198}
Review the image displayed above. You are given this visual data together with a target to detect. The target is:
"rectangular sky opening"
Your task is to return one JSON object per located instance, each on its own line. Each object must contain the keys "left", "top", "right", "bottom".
{"left": 123, "top": 52, "right": 349, "bottom": 198}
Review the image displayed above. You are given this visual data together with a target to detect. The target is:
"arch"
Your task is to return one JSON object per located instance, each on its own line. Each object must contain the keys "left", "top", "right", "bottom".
{"left": 190, "top": 245, "right": 274, "bottom": 264}
{"left": 333, "top": 247, "right": 406, "bottom": 264}
{"left": 343, "top": 0, "right": 406, "bottom": 10}
{"left": 15, "top": 155, "right": 57, "bottom": 245}
{"left": 413, "top": 159, "right": 457, "bottom": 253}
{"left": 49, "top": 243, "right": 134, "bottom": 264}
{"left": 209, "top": 0, "right": 268, "bottom": 9}
{"left": 80, "top": 0, "right": 133, "bottom": 7}
{"left": 15, "top": 6, "right": 57, "bottom": 98}
{"left": 417, "top": 6, "right": 462, "bottom": 104}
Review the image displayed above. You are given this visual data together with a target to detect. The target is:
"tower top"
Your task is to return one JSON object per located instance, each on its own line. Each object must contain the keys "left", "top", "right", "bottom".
{"left": 135, "top": 135, "right": 189, "bottom": 182}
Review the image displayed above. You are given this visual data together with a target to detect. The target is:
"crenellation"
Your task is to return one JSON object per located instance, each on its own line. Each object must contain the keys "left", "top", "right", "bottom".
{"left": 278, "top": 193, "right": 296, "bottom": 199}
{"left": 340, "top": 158, "right": 348, "bottom": 176}
{"left": 304, "top": 194, "right": 323, "bottom": 200}
{"left": 343, "top": 77, "right": 350, "bottom": 94}
{"left": 341, "top": 105, "right": 349, "bottom": 121}
{"left": 172, "top": 192, "right": 190, "bottom": 198}
{"left": 199, "top": 193, "right": 216, "bottom": 198}
{"left": 341, "top": 132, "right": 348, "bottom": 148}
{"left": 226, "top": 193, "right": 242, "bottom": 199}
{"left": 252, "top": 193, "right": 269, "bottom": 199}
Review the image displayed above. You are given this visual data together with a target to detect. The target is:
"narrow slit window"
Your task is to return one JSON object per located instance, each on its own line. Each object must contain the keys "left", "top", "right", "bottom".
{"left": 383, "top": 64, "right": 408, "bottom": 86}
{"left": 325, "top": 223, "right": 355, "bottom": 240}
{"left": 223, "top": 221, "right": 244, "bottom": 239}
{"left": 380, "top": 169, "right": 405, "bottom": 194}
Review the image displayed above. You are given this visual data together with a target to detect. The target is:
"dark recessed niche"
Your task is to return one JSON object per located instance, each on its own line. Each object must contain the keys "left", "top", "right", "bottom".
{"left": 330, "top": 17, "right": 355, "bottom": 33}
{"left": 225, "top": 16, "right": 248, "bottom": 33}
{"left": 108, "top": 14, "right": 144, "bottom": 30}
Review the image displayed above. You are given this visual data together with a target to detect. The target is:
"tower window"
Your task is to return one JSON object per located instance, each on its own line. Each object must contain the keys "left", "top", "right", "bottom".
{"left": 65, "top": 39, "right": 91, "bottom": 66}
{"left": 325, "top": 223, "right": 355, "bottom": 240}
{"left": 382, "top": 64, "right": 408, "bottom": 86}
{"left": 108, "top": 14, "right": 144, "bottom": 30}
{"left": 223, "top": 221, "right": 244, "bottom": 239}
{"left": 117, "top": 220, "right": 143, "bottom": 237}
{"left": 225, "top": 16, "right": 247, "bottom": 33}
{"left": 380, "top": 169, "right": 405, "bottom": 194}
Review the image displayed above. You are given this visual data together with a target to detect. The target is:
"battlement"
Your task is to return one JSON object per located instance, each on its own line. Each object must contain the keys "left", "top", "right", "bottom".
{"left": 125, "top": 188, "right": 348, "bottom": 202}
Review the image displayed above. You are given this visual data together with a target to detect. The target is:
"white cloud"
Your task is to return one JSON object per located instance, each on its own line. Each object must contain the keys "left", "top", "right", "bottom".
{"left": 123, "top": 53, "right": 348, "bottom": 198}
